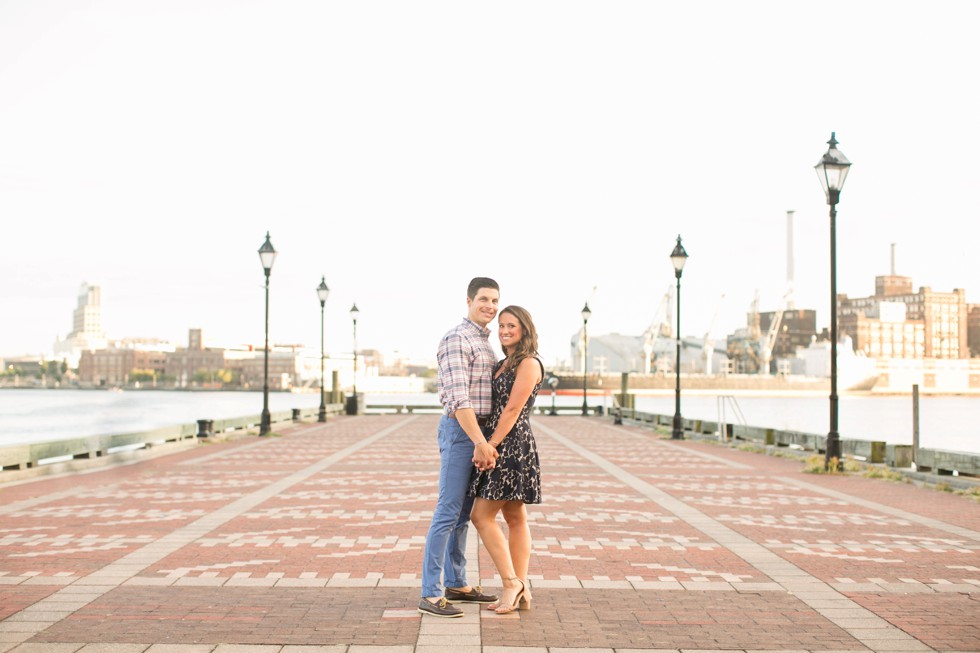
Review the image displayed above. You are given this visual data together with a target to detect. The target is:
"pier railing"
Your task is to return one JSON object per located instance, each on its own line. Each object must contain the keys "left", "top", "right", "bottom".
{"left": 610, "top": 406, "right": 979, "bottom": 478}
{"left": 4, "top": 401, "right": 976, "bottom": 481}
{"left": 366, "top": 402, "right": 602, "bottom": 416}
{"left": 0, "top": 403, "right": 345, "bottom": 475}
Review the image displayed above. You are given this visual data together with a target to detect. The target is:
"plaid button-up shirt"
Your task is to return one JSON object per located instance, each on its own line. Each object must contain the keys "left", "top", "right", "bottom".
{"left": 437, "top": 318, "right": 495, "bottom": 417}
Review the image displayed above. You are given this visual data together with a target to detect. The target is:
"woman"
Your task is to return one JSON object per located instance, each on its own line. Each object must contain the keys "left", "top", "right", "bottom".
{"left": 468, "top": 305, "right": 543, "bottom": 614}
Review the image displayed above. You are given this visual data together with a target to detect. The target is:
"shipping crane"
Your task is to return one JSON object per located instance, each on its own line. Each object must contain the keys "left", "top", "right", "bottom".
{"left": 726, "top": 291, "right": 764, "bottom": 374}
{"left": 642, "top": 286, "right": 673, "bottom": 373}
{"left": 702, "top": 294, "right": 725, "bottom": 375}
{"left": 759, "top": 291, "right": 791, "bottom": 375}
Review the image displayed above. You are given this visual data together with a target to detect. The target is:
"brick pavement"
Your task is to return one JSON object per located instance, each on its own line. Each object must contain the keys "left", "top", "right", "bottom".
{"left": 1, "top": 414, "right": 978, "bottom": 653}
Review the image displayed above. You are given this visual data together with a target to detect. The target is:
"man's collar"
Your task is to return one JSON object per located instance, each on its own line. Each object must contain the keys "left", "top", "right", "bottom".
{"left": 463, "top": 317, "right": 491, "bottom": 337}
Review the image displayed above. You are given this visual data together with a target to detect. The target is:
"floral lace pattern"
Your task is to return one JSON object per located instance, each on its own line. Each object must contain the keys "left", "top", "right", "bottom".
{"left": 468, "top": 358, "right": 543, "bottom": 504}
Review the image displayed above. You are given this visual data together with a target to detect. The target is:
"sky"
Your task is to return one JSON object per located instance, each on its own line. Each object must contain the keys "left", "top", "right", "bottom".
{"left": 2, "top": 0, "right": 979, "bottom": 368}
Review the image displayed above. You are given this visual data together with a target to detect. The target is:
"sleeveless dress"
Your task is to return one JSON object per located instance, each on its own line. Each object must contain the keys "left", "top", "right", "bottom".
{"left": 468, "top": 357, "right": 543, "bottom": 504}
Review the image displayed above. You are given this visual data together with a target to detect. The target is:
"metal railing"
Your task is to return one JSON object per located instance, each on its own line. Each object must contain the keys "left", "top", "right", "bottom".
{"left": 0, "top": 403, "right": 345, "bottom": 474}
{"left": 716, "top": 394, "right": 746, "bottom": 442}
{"left": 608, "top": 407, "right": 980, "bottom": 478}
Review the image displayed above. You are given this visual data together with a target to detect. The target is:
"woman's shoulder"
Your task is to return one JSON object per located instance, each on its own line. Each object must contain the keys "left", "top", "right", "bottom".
{"left": 516, "top": 356, "right": 545, "bottom": 381}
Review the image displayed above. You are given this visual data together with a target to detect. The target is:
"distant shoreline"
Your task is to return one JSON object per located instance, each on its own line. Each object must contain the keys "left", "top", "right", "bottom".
{"left": 4, "top": 385, "right": 980, "bottom": 398}
{"left": 551, "top": 387, "right": 980, "bottom": 398}
{"left": 627, "top": 388, "right": 980, "bottom": 398}
{"left": 4, "top": 388, "right": 978, "bottom": 454}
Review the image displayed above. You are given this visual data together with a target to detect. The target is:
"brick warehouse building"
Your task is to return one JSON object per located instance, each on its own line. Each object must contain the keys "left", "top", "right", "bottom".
{"left": 759, "top": 309, "right": 818, "bottom": 360}
{"left": 78, "top": 348, "right": 168, "bottom": 386}
{"left": 164, "top": 329, "right": 227, "bottom": 386}
{"left": 969, "top": 304, "right": 980, "bottom": 357}
{"left": 839, "top": 274, "right": 968, "bottom": 359}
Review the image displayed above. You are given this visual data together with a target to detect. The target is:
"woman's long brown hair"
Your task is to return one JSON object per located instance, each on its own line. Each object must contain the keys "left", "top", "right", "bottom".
{"left": 498, "top": 305, "right": 539, "bottom": 375}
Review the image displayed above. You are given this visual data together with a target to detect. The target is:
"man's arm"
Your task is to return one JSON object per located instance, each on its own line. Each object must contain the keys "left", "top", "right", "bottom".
{"left": 454, "top": 407, "right": 497, "bottom": 470}
{"left": 438, "top": 328, "right": 497, "bottom": 469}
{"left": 437, "top": 329, "right": 471, "bottom": 417}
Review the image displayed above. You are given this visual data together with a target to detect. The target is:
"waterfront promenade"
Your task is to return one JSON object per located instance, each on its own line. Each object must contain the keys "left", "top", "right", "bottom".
{"left": 1, "top": 415, "right": 978, "bottom": 653}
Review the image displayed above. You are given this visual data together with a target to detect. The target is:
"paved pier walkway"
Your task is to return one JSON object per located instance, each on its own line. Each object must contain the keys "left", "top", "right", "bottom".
{"left": 1, "top": 415, "right": 978, "bottom": 653}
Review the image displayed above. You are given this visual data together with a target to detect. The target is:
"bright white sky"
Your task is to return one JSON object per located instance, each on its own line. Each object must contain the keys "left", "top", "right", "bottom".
{"left": 2, "top": 0, "right": 978, "bottom": 368}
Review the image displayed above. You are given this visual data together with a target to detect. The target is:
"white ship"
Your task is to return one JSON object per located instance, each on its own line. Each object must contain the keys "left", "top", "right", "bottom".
{"left": 796, "top": 336, "right": 879, "bottom": 392}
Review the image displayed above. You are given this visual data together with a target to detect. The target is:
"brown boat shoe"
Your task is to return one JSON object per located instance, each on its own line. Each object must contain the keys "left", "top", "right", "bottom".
{"left": 444, "top": 585, "right": 499, "bottom": 604}
{"left": 417, "top": 597, "right": 463, "bottom": 618}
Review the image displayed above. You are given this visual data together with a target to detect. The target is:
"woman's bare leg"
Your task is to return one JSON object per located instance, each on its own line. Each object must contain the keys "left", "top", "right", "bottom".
{"left": 501, "top": 502, "right": 531, "bottom": 594}
{"left": 471, "top": 497, "right": 523, "bottom": 608}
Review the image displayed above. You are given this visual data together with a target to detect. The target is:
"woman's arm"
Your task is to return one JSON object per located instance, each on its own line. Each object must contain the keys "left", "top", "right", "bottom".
{"left": 487, "top": 358, "right": 542, "bottom": 447}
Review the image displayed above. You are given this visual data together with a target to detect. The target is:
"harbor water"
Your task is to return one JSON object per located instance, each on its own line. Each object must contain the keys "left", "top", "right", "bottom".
{"left": 1, "top": 388, "right": 978, "bottom": 455}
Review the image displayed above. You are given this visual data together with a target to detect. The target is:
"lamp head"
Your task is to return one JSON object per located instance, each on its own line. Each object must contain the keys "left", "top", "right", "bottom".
{"left": 670, "top": 235, "right": 688, "bottom": 277}
{"left": 814, "top": 132, "right": 852, "bottom": 205}
{"left": 316, "top": 277, "right": 330, "bottom": 306}
{"left": 581, "top": 302, "right": 592, "bottom": 323}
{"left": 258, "top": 232, "right": 277, "bottom": 274}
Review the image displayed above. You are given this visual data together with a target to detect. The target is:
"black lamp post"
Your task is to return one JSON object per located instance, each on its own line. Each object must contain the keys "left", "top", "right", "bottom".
{"left": 547, "top": 374, "right": 559, "bottom": 415}
{"left": 581, "top": 303, "right": 591, "bottom": 415}
{"left": 815, "top": 132, "right": 852, "bottom": 470}
{"left": 257, "top": 232, "right": 277, "bottom": 435}
{"left": 350, "top": 303, "right": 360, "bottom": 413}
{"left": 670, "top": 235, "right": 688, "bottom": 439}
{"left": 317, "top": 277, "right": 330, "bottom": 422}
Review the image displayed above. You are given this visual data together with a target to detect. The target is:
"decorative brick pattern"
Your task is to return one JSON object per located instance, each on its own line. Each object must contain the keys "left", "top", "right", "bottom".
{"left": 2, "top": 414, "right": 978, "bottom": 652}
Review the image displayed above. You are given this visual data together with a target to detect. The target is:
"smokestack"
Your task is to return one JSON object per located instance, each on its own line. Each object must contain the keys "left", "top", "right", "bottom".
{"left": 786, "top": 210, "right": 795, "bottom": 309}
{"left": 890, "top": 242, "right": 896, "bottom": 275}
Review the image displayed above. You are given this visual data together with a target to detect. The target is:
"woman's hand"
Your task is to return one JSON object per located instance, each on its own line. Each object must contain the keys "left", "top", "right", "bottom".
{"left": 472, "top": 441, "right": 498, "bottom": 471}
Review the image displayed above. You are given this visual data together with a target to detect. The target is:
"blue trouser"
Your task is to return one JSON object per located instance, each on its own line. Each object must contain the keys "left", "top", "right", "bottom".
{"left": 421, "top": 415, "right": 475, "bottom": 597}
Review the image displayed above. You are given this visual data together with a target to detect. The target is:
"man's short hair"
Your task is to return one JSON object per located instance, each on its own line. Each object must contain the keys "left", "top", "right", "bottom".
{"left": 467, "top": 277, "right": 499, "bottom": 299}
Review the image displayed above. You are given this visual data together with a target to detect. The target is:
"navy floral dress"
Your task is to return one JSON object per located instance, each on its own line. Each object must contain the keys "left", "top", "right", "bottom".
{"left": 468, "top": 357, "right": 543, "bottom": 504}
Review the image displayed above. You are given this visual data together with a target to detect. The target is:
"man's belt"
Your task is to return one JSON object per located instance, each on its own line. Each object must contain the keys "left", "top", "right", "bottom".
{"left": 448, "top": 412, "right": 489, "bottom": 429}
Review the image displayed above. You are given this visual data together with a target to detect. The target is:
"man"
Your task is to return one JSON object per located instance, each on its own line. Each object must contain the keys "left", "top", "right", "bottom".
{"left": 418, "top": 277, "right": 501, "bottom": 618}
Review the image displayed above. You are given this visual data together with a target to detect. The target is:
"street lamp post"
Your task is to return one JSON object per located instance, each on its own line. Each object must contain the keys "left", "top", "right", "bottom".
{"left": 581, "top": 303, "right": 591, "bottom": 416}
{"left": 547, "top": 374, "right": 559, "bottom": 415}
{"left": 350, "top": 303, "right": 360, "bottom": 414}
{"left": 317, "top": 277, "right": 330, "bottom": 422}
{"left": 670, "top": 235, "right": 688, "bottom": 440}
{"left": 257, "top": 232, "right": 277, "bottom": 436}
{"left": 814, "top": 132, "right": 852, "bottom": 470}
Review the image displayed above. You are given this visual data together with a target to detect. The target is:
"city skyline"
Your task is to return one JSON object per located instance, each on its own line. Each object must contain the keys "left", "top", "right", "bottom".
{"left": 11, "top": 253, "right": 976, "bottom": 370}
{"left": 2, "top": 1, "right": 979, "bottom": 366}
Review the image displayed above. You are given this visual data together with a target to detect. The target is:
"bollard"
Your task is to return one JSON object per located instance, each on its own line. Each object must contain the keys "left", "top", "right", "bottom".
{"left": 345, "top": 394, "right": 359, "bottom": 415}
{"left": 292, "top": 408, "right": 302, "bottom": 422}
{"left": 869, "top": 441, "right": 886, "bottom": 464}
{"left": 616, "top": 372, "right": 634, "bottom": 412}
{"left": 196, "top": 419, "right": 213, "bottom": 438}
{"left": 889, "top": 444, "right": 913, "bottom": 468}
{"left": 912, "top": 384, "right": 920, "bottom": 467}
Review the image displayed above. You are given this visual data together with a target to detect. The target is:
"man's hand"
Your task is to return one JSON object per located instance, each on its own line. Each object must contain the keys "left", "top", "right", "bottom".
{"left": 472, "top": 442, "right": 498, "bottom": 471}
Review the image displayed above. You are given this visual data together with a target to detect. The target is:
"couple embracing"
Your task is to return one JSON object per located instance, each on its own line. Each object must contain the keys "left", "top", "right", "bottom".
{"left": 418, "top": 277, "right": 543, "bottom": 618}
